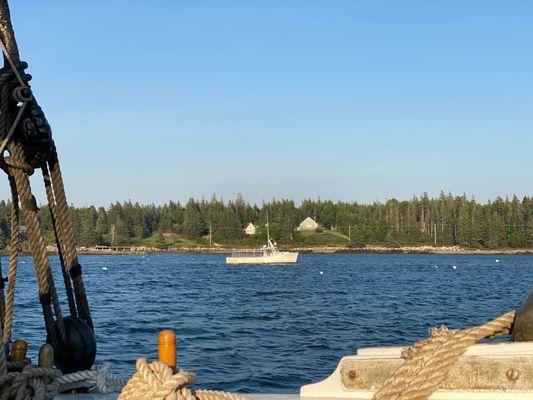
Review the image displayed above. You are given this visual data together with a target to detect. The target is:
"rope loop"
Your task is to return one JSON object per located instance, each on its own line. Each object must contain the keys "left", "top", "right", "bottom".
{"left": 12, "top": 85, "right": 32, "bottom": 102}
{"left": 0, "top": 155, "right": 34, "bottom": 174}
{"left": 0, "top": 61, "right": 31, "bottom": 87}
{"left": 0, "top": 60, "right": 52, "bottom": 167}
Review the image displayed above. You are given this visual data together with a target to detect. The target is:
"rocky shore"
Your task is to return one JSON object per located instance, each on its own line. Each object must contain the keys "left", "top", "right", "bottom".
{"left": 72, "top": 245, "right": 533, "bottom": 256}
{"left": 5, "top": 244, "right": 533, "bottom": 256}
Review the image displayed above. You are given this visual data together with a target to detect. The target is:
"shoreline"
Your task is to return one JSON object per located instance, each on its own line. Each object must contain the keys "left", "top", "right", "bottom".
{"left": 72, "top": 245, "right": 533, "bottom": 256}
{"left": 5, "top": 245, "right": 533, "bottom": 257}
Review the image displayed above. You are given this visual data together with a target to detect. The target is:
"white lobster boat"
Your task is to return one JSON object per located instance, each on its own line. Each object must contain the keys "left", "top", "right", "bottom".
{"left": 226, "top": 217, "right": 298, "bottom": 265}
{"left": 226, "top": 238, "right": 299, "bottom": 264}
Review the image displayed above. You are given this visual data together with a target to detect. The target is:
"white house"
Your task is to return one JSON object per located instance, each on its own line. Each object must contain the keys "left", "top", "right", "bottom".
{"left": 297, "top": 217, "right": 319, "bottom": 231}
{"left": 244, "top": 222, "right": 257, "bottom": 235}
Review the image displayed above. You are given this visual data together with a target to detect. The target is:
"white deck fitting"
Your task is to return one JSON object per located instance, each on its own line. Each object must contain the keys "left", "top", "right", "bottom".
{"left": 301, "top": 342, "right": 533, "bottom": 400}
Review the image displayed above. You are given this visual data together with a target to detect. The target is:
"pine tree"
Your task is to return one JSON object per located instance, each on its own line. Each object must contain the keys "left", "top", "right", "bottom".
{"left": 183, "top": 199, "right": 205, "bottom": 239}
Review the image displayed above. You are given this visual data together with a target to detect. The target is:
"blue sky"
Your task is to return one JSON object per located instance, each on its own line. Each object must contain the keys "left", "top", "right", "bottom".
{"left": 3, "top": 1, "right": 532, "bottom": 206}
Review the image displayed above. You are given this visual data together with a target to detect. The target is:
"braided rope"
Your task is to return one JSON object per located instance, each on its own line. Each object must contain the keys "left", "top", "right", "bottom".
{"left": 0, "top": 34, "right": 68, "bottom": 350}
{"left": 5, "top": 143, "right": 64, "bottom": 347}
{"left": 48, "top": 148, "right": 93, "bottom": 330}
{"left": 0, "top": 360, "right": 124, "bottom": 400}
{"left": 0, "top": 365, "right": 60, "bottom": 400}
{"left": 0, "top": 320, "right": 6, "bottom": 375}
{"left": 0, "top": 0, "right": 95, "bottom": 368}
{"left": 0, "top": 61, "right": 67, "bottom": 350}
{"left": 2, "top": 175, "right": 18, "bottom": 344}
{"left": 0, "top": 260, "right": 5, "bottom": 335}
{"left": 118, "top": 358, "right": 248, "bottom": 400}
{"left": 195, "top": 391, "right": 250, "bottom": 400}
{"left": 41, "top": 162, "right": 77, "bottom": 318}
{"left": 48, "top": 150, "right": 77, "bottom": 268}
{"left": 372, "top": 311, "right": 516, "bottom": 400}
{"left": 55, "top": 362, "right": 127, "bottom": 393}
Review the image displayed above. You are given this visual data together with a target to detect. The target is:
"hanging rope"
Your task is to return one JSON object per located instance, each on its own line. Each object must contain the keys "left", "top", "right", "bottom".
{"left": 2, "top": 175, "right": 19, "bottom": 344}
{"left": 41, "top": 162, "right": 77, "bottom": 317}
{"left": 0, "top": 0, "right": 96, "bottom": 375}
{"left": 47, "top": 145, "right": 93, "bottom": 330}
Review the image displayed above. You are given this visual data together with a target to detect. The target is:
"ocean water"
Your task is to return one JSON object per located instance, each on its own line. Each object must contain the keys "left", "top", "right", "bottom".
{"left": 5, "top": 253, "right": 532, "bottom": 393}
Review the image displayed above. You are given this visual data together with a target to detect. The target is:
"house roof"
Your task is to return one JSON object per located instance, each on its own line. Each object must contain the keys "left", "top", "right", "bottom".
{"left": 299, "top": 217, "right": 318, "bottom": 225}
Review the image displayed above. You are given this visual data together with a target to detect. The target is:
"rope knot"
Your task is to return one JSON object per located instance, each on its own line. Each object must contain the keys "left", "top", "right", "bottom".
{"left": 119, "top": 358, "right": 246, "bottom": 400}
{"left": 95, "top": 363, "right": 111, "bottom": 393}
{"left": 0, "top": 61, "right": 31, "bottom": 87}
{"left": 428, "top": 325, "right": 458, "bottom": 337}
{"left": 401, "top": 324, "right": 461, "bottom": 360}
{"left": 54, "top": 362, "right": 127, "bottom": 394}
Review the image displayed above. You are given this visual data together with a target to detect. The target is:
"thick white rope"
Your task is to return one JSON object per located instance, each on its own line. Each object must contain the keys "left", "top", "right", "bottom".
{"left": 0, "top": 362, "right": 126, "bottom": 399}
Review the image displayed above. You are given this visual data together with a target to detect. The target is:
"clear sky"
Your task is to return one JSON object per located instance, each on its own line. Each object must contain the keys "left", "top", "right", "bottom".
{"left": 3, "top": 1, "right": 532, "bottom": 206}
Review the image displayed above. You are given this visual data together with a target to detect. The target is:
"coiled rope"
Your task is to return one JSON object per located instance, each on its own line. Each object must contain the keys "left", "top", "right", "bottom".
{"left": 372, "top": 310, "right": 516, "bottom": 400}
{"left": 0, "top": 358, "right": 126, "bottom": 400}
{"left": 119, "top": 358, "right": 247, "bottom": 400}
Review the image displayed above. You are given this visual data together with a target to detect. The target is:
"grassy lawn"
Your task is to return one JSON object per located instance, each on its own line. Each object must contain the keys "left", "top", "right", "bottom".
{"left": 291, "top": 230, "right": 348, "bottom": 246}
{"left": 105, "top": 229, "right": 350, "bottom": 249}
{"left": 139, "top": 233, "right": 205, "bottom": 248}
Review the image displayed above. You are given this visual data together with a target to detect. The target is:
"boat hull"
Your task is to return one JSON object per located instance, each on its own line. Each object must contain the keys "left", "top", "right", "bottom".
{"left": 226, "top": 252, "right": 299, "bottom": 265}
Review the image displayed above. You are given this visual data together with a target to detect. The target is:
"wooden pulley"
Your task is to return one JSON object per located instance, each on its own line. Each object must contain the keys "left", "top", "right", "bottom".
{"left": 8, "top": 338, "right": 27, "bottom": 361}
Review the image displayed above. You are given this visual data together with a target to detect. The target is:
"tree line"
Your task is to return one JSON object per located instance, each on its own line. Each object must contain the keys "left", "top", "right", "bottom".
{"left": 0, "top": 192, "right": 532, "bottom": 248}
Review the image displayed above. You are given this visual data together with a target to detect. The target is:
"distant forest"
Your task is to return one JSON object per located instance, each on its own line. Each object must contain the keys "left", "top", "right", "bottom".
{"left": 0, "top": 193, "right": 532, "bottom": 249}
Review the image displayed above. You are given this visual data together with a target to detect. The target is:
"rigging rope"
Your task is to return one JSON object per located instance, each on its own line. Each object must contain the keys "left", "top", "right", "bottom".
{"left": 0, "top": 0, "right": 95, "bottom": 376}
{"left": 2, "top": 175, "right": 18, "bottom": 345}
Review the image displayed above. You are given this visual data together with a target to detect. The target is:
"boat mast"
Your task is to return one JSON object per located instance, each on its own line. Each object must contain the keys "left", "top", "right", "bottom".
{"left": 266, "top": 210, "right": 271, "bottom": 244}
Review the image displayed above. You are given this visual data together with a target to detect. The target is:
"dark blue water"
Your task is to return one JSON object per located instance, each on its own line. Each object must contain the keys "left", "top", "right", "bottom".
{"left": 6, "top": 253, "right": 532, "bottom": 393}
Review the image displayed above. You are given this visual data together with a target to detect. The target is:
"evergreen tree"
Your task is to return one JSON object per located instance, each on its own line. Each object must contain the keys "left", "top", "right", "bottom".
{"left": 183, "top": 199, "right": 204, "bottom": 239}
